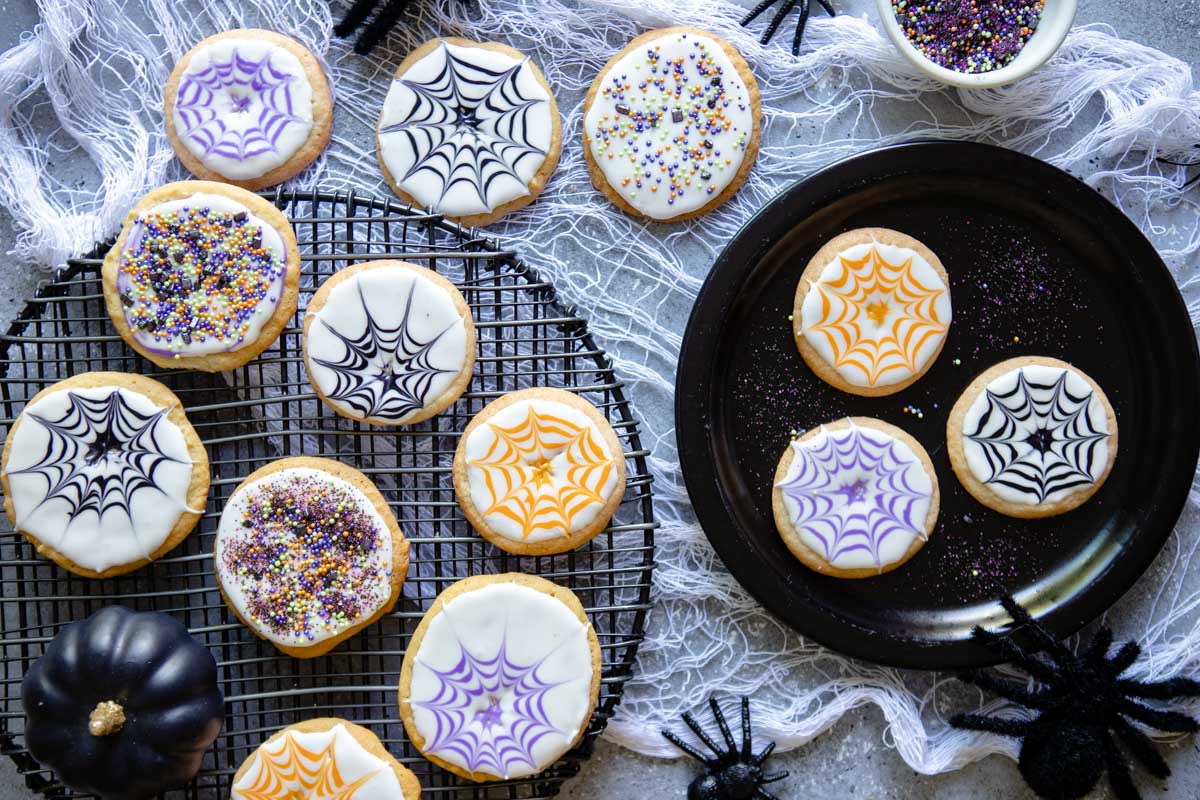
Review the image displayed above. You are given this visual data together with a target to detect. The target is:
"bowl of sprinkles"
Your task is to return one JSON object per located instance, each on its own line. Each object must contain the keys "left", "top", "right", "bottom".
{"left": 876, "top": 0, "right": 1077, "bottom": 88}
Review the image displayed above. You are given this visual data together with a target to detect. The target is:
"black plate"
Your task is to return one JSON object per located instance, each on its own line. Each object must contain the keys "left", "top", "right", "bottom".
{"left": 676, "top": 141, "right": 1200, "bottom": 668}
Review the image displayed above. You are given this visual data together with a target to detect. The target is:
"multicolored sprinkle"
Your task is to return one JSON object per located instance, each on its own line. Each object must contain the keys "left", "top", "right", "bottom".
{"left": 892, "top": 0, "right": 1045, "bottom": 74}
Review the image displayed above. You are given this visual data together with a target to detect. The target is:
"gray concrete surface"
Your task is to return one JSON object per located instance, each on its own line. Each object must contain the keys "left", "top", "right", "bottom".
{"left": 0, "top": 0, "right": 1198, "bottom": 798}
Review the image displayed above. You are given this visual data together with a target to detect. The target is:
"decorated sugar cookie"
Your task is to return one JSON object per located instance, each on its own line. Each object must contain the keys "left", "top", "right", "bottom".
{"left": 793, "top": 228, "right": 952, "bottom": 396}
{"left": 399, "top": 573, "right": 601, "bottom": 782}
{"left": 452, "top": 387, "right": 626, "bottom": 555}
{"left": 377, "top": 38, "right": 561, "bottom": 227}
{"left": 214, "top": 457, "right": 409, "bottom": 658}
{"left": 0, "top": 372, "right": 209, "bottom": 578}
{"left": 947, "top": 356, "right": 1118, "bottom": 518}
{"left": 102, "top": 181, "right": 301, "bottom": 372}
{"left": 772, "top": 417, "right": 939, "bottom": 578}
{"left": 232, "top": 718, "right": 421, "bottom": 800}
{"left": 165, "top": 29, "right": 333, "bottom": 189}
{"left": 303, "top": 260, "right": 475, "bottom": 425}
{"left": 582, "top": 27, "right": 761, "bottom": 222}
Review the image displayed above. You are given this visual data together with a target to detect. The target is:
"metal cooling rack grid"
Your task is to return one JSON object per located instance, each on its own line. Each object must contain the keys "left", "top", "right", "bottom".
{"left": 0, "top": 189, "right": 657, "bottom": 799}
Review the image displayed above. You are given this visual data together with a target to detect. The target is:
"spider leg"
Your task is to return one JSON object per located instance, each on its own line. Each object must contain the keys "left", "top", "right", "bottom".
{"left": 1105, "top": 641, "right": 1141, "bottom": 676}
{"left": 754, "top": 740, "right": 777, "bottom": 765}
{"left": 662, "top": 729, "right": 715, "bottom": 766}
{"left": 762, "top": 771, "right": 789, "bottom": 783}
{"left": 1119, "top": 699, "right": 1200, "bottom": 733}
{"left": 790, "top": 0, "right": 812, "bottom": 56}
{"left": 957, "top": 669, "right": 1052, "bottom": 708}
{"left": 333, "top": 0, "right": 380, "bottom": 38}
{"left": 1103, "top": 730, "right": 1144, "bottom": 800}
{"left": 998, "top": 596, "right": 1074, "bottom": 665}
{"left": 948, "top": 713, "right": 1031, "bottom": 737}
{"left": 740, "top": 696, "right": 752, "bottom": 760}
{"left": 1083, "top": 626, "right": 1114, "bottom": 665}
{"left": 709, "top": 696, "right": 738, "bottom": 752}
{"left": 761, "top": 0, "right": 801, "bottom": 46}
{"left": 1112, "top": 716, "right": 1170, "bottom": 778}
{"left": 1117, "top": 676, "right": 1200, "bottom": 699}
{"left": 815, "top": 0, "right": 836, "bottom": 15}
{"left": 755, "top": 788, "right": 783, "bottom": 800}
{"left": 740, "top": 0, "right": 779, "bottom": 27}
{"left": 974, "top": 628, "right": 1059, "bottom": 684}
{"left": 682, "top": 709, "right": 729, "bottom": 757}
{"left": 353, "top": 0, "right": 413, "bottom": 55}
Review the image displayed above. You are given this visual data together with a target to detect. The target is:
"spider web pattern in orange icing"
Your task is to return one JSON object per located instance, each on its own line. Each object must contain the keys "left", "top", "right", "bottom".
{"left": 467, "top": 402, "right": 615, "bottom": 539}
{"left": 803, "top": 243, "right": 949, "bottom": 386}
{"left": 233, "top": 725, "right": 393, "bottom": 800}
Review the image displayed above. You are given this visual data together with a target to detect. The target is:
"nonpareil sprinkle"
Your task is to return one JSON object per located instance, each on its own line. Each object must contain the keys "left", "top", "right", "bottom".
{"left": 892, "top": 0, "right": 1045, "bottom": 74}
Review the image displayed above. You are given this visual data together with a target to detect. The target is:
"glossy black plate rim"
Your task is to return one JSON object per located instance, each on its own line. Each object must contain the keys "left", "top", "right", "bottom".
{"left": 675, "top": 140, "right": 1200, "bottom": 669}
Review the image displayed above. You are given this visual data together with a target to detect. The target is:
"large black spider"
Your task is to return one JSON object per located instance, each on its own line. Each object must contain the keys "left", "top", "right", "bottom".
{"left": 662, "top": 696, "right": 789, "bottom": 800}
{"left": 951, "top": 596, "right": 1200, "bottom": 800}
{"left": 741, "top": 0, "right": 836, "bottom": 56}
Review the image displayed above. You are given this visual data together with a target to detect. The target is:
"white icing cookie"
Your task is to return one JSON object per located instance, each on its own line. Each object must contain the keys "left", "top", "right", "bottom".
{"left": 378, "top": 39, "right": 556, "bottom": 221}
{"left": 304, "top": 261, "right": 474, "bottom": 426}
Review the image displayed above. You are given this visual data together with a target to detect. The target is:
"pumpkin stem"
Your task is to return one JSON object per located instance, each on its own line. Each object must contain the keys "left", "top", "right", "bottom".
{"left": 88, "top": 701, "right": 126, "bottom": 736}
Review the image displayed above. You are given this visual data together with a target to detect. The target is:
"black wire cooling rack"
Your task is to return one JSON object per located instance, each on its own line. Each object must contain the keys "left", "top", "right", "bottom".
{"left": 0, "top": 189, "right": 657, "bottom": 799}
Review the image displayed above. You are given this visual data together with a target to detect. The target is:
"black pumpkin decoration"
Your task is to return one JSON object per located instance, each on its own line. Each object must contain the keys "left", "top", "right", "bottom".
{"left": 21, "top": 605, "right": 224, "bottom": 799}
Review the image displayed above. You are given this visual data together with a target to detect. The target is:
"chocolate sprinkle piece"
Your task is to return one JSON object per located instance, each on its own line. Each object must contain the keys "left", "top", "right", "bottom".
{"left": 672, "top": 109, "right": 684, "bottom": 123}
{"left": 615, "top": 103, "right": 632, "bottom": 116}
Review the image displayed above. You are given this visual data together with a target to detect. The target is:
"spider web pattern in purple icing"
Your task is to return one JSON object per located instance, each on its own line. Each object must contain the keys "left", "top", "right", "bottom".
{"left": 175, "top": 47, "right": 306, "bottom": 161}
{"left": 414, "top": 634, "right": 568, "bottom": 775}
{"left": 776, "top": 424, "right": 931, "bottom": 567}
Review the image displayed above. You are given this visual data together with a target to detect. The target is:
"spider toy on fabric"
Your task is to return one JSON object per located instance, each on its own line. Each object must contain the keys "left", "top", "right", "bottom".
{"left": 741, "top": 0, "right": 836, "bottom": 56}
{"left": 663, "top": 696, "right": 789, "bottom": 800}
{"left": 951, "top": 596, "right": 1200, "bottom": 800}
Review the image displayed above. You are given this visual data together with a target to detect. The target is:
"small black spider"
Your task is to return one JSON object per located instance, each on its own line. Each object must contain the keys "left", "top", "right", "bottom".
{"left": 741, "top": 0, "right": 836, "bottom": 56}
{"left": 662, "top": 696, "right": 789, "bottom": 800}
{"left": 951, "top": 596, "right": 1200, "bottom": 800}
{"left": 334, "top": 0, "right": 466, "bottom": 55}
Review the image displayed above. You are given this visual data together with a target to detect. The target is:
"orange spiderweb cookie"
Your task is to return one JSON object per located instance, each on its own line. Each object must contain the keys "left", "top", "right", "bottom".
{"left": 793, "top": 228, "right": 952, "bottom": 396}
{"left": 452, "top": 388, "right": 625, "bottom": 555}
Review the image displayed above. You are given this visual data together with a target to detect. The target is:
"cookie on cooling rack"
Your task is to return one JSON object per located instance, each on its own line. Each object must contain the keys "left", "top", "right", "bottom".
{"left": 232, "top": 718, "right": 421, "bottom": 800}
{"left": 947, "top": 356, "right": 1118, "bottom": 519}
{"left": 582, "top": 26, "right": 762, "bottom": 222}
{"left": 0, "top": 371, "right": 209, "bottom": 578}
{"left": 165, "top": 29, "right": 333, "bottom": 189}
{"left": 772, "top": 417, "right": 939, "bottom": 579}
{"left": 214, "top": 456, "right": 409, "bottom": 658}
{"left": 399, "top": 573, "right": 601, "bottom": 782}
{"left": 793, "top": 228, "right": 952, "bottom": 397}
{"left": 102, "top": 180, "right": 301, "bottom": 372}
{"left": 452, "top": 387, "right": 626, "bottom": 555}
{"left": 303, "top": 260, "right": 476, "bottom": 425}
{"left": 377, "top": 37, "right": 561, "bottom": 227}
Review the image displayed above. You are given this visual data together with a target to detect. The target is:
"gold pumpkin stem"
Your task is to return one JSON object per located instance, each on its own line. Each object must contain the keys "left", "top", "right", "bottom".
{"left": 87, "top": 701, "right": 126, "bottom": 736}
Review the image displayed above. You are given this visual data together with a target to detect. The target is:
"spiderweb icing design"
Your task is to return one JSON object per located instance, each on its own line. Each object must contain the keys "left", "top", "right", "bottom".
{"left": 801, "top": 242, "right": 950, "bottom": 387}
{"left": 232, "top": 723, "right": 401, "bottom": 800}
{"left": 962, "top": 366, "right": 1111, "bottom": 504}
{"left": 776, "top": 422, "right": 932, "bottom": 569}
{"left": 378, "top": 42, "right": 552, "bottom": 216}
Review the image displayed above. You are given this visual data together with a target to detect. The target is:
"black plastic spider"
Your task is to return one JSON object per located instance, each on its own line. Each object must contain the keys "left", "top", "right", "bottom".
{"left": 335, "top": 0, "right": 464, "bottom": 55}
{"left": 951, "top": 596, "right": 1200, "bottom": 800}
{"left": 741, "top": 0, "right": 836, "bottom": 56}
{"left": 662, "top": 696, "right": 789, "bottom": 800}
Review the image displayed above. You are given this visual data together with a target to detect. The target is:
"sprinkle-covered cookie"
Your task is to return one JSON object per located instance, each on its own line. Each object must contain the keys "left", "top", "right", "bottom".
{"left": 947, "top": 356, "right": 1118, "bottom": 518}
{"left": 102, "top": 181, "right": 301, "bottom": 372}
{"left": 0, "top": 372, "right": 209, "bottom": 578}
{"left": 165, "top": 29, "right": 333, "bottom": 189}
{"left": 793, "top": 228, "right": 952, "bottom": 396}
{"left": 772, "top": 417, "right": 939, "bottom": 578}
{"left": 214, "top": 457, "right": 409, "bottom": 658}
{"left": 303, "top": 260, "right": 476, "bottom": 426}
{"left": 399, "top": 573, "right": 601, "bottom": 782}
{"left": 582, "top": 26, "right": 761, "bottom": 222}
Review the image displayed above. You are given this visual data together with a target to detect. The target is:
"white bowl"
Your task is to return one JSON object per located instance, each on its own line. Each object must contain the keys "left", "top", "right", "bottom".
{"left": 874, "top": 0, "right": 1078, "bottom": 88}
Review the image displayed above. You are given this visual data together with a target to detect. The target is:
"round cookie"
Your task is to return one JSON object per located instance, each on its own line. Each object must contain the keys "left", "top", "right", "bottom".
{"left": 947, "top": 356, "right": 1118, "bottom": 518}
{"left": 452, "top": 388, "right": 626, "bottom": 555}
{"left": 214, "top": 456, "right": 409, "bottom": 658}
{"left": 232, "top": 718, "right": 421, "bottom": 799}
{"left": 165, "top": 29, "right": 333, "bottom": 189}
{"left": 772, "top": 417, "right": 939, "bottom": 578}
{"left": 376, "top": 37, "right": 561, "bottom": 227}
{"left": 303, "top": 260, "right": 475, "bottom": 426}
{"left": 398, "top": 573, "right": 601, "bottom": 782}
{"left": 0, "top": 371, "right": 209, "bottom": 578}
{"left": 102, "top": 180, "right": 301, "bottom": 372}
{"left": 582, "top": 26, "right": 761, "bottom": 222}
{"left": 793, "top": 228, "right": 952, "bottom": 396}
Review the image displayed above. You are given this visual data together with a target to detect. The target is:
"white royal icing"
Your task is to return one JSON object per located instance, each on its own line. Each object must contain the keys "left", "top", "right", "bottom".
{"left": 583, "top": 30, "right": 756, "bottom": 219}
{"left": 961, "top": 364, "right": 1112, "bottom": 506}
{"left": 463, "top": 398, "right": 620, "bottom": 543}
{"left": 3, "top": 386, "right": 196, "bottom": 573}
{"left": 171, "top": 37, "right": 316, "bottom": 181}
{"left": 775, "top": 421, "right": 933, "bottom": 571}
{"left": 214, "top": 467, "right": 394, "bottom": 648}
{"left": 800, "top": 240, "right": 952, "bottom": 388}
{"left": 378, "top": 41, "right": 554, "bottom": 217}
{"left": 408, "top": 581, "right": 594, "bottom": 779}
{"left": 232, "top": 723, "right": 405, "bottom": 800}
{"left": 306, "top": 265, "right": 469, "bottom": 425}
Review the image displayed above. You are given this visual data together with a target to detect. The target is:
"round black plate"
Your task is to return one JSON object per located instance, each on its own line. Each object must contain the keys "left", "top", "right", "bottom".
{"left": 676, "top": 141, "right": 1200, "bottom": 669}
